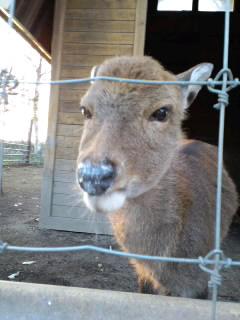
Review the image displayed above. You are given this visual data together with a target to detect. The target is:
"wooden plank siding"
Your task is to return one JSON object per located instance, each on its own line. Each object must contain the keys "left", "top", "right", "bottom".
{"left": 62, "top": 43, "right": 133, "bottom": 56}
{"left": 65, "top": 20, "right": 135, "bottom": 33}
{"left": 40, "top": 0, "right": 147, "bottom": 234}
{"left": 67, "top": 0, "right": 137, "bottom": 9}
{"left": 57, "top": 124, "right": 82, "bottom": 137}
{"left": 39, "top": 0, "right": 67, "bottom": 230}
{"left": 66, "top": 9, "right": 136, "bottom": 20}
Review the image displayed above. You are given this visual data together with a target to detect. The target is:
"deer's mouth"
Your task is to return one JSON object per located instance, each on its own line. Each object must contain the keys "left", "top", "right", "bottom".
{"left": 80, "top": 175, "right": 154, "bottom": 213}
{"left": 83, "top": 190, "right": 126, "bottom": 213}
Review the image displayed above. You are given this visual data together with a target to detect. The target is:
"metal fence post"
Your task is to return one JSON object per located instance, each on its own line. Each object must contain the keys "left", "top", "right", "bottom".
{"left": 0, "top": 139, "right": 3, "bottom": 195}
{"left": 210, "top": 1, "right": 232, "bottom": 319}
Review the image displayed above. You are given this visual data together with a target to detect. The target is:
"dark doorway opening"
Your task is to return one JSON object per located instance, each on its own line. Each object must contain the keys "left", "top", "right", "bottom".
{"left": 145, "top": 0, "right": 240, "bottom": 215}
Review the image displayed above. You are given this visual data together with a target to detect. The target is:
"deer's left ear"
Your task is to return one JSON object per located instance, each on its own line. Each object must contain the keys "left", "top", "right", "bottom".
{"left": 90, "top": 65, "right": 99, "bottom": 83}
{"left": 177, "top": 63, "right": 213, "bottom": 109}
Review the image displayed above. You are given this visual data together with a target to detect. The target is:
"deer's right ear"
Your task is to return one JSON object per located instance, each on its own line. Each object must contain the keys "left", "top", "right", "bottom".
{"left": 177, "top": 63, "right": 213, "bottom": 109}
{"left": 90, "top": 65, "right": 99, "bottom": 83}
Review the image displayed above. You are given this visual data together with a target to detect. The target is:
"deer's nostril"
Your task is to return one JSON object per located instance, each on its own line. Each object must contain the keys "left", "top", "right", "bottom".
{"left": 78, "top": 159, "right": 116, "bottom": 196}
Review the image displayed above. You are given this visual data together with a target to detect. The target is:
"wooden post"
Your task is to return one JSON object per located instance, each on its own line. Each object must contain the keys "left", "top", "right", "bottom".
{"left": 133, "top": 0, "right": 148, "bottom": 56}
{"left": 39, "top": 0, "right": 67, "bottom": 228}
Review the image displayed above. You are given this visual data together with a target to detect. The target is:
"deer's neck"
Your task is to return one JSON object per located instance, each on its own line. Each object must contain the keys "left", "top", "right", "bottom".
{"left": 110, "top": 173, "right": 181, "bottom": 257}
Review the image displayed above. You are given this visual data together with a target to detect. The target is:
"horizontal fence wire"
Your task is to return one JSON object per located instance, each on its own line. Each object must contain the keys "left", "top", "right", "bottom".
{"left": 0, "top": 1, "right": 239, "bottom": 320}
{"left": 0, "top": 242, "right": 240, "bottom": 267}
{"left": 6, "top": 77, "right": 240, "bottom": 87}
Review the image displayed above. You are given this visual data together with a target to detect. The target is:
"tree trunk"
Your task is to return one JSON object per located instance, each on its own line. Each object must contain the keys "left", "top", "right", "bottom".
{"left": 26, "top": 119, "right": 33, "bottom": 164}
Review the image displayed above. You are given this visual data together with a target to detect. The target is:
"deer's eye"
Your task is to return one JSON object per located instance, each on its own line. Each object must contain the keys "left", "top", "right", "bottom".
{"left": 80, "top": 106, "right": 92, "bottom": 119}
{"left": 149, "top": 106, "right": 171, "bottom": 122}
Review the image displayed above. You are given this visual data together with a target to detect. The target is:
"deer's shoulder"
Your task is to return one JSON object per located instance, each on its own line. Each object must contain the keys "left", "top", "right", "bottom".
{"left": 172, "top": 139, "right": 218, "bottom": 182}
{"left": 178, "top": 139, "right": 217, "bottom": 162}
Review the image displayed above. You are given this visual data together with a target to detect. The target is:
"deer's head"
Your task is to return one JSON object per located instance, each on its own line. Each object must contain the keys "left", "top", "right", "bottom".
{"left": 77, "top": 56, "right": 213, "bottom": 213}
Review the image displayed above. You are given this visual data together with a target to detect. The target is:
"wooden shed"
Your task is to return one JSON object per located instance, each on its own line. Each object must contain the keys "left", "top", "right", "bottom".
{"left": 33, "top": 0, "right": 239, "bottom": 234}
{"left": 39, "top": 0, "right": 148, "bottom": 234}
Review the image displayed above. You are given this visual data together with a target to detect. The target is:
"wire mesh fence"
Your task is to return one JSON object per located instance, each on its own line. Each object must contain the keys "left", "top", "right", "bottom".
{"left": 0, "top": 1, "right": 239, "bottom": 320}
{"left": 3, "top": 142, "right": 44, "bottom": 165}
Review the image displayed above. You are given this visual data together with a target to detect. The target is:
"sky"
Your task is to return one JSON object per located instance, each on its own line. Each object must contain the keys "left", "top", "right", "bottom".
{"left": 157, "top": 0, "right": 234, "bottom": 11}
{"left": 0, "top": 16, "right": 51, "bottom": 143}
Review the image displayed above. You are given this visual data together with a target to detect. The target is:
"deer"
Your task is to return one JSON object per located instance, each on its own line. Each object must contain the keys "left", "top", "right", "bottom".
{"left": 76, "top": 56, "right": 238, "bottom": 298}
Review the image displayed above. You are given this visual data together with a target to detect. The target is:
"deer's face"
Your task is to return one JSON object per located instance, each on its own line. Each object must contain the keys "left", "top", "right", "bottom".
{"left": 77, "top": 57, "right": 213, "bottom": 213}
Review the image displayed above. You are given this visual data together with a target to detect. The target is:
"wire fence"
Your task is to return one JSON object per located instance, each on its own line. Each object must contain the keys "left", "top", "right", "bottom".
{"left": 3, "top": 142, "right": 44, "bottom": 165}
{"left": 0, "top": 1, "right": 239, "bottom": 320}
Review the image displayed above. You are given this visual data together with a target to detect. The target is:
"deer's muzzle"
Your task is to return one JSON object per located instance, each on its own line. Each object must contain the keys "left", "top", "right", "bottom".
{"left": 77, "top": 158, "right": 116, "bottom": 196}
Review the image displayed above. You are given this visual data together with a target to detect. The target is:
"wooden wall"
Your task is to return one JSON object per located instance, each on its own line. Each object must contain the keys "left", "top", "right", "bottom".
{"left": 40, "top": 0, "right": 147, "bottom": 233}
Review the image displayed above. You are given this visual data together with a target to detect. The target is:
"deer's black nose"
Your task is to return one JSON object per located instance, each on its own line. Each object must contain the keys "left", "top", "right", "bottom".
{"left": 78, "top": 159, "right": 116, "bottom": 196}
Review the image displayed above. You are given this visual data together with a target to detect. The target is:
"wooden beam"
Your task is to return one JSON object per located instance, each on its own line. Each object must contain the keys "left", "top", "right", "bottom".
{"left": 133, "top": 0, "right": 148, "bottom": 55}
{"left": 0, "top": 8, "right": 51, "bottom": 62}
{"left": 39, "top": 0, "right": 67, "bottom": 229}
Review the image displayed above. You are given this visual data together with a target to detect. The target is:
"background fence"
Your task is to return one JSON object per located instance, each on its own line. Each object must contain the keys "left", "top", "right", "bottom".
{"left": 3, "top": 142, "right": 44, "bottom": 165}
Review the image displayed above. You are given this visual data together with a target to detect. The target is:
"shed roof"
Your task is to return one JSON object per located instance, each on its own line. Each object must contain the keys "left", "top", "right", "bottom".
{"left": 0, "top": 0, "right": 55, "bottom": 61}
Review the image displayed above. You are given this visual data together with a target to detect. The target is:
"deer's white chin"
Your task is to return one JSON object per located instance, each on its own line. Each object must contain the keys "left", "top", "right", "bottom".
{"left": 83, "top": 191, "right": 126, "bottom": 213}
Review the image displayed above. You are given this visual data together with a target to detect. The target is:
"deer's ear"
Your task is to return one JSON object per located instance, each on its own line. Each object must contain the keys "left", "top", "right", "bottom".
{"left": 177, "top": 63, "right": 213, "bottom": 109}
{"left": 90, "top": 65, "right": 99, "bottom": 83}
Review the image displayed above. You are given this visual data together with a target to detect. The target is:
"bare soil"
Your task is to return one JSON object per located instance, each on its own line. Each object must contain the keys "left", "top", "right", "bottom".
{"left": 0, "top": 166, "right": 239, "bottom": 301}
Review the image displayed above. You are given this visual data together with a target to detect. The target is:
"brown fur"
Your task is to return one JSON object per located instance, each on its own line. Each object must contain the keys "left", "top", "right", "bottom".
{"left": 77, "top": 56, "right": 239, "bottom": 298}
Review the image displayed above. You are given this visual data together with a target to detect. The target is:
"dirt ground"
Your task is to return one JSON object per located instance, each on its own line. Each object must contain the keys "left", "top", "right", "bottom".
{"left": 0, "top": 166, "right": 239, "bottom": 302}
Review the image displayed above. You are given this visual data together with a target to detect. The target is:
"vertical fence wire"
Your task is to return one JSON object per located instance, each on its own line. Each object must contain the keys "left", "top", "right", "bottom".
{"left": 211, "top": 2, "right": 231, "bottom": 319}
